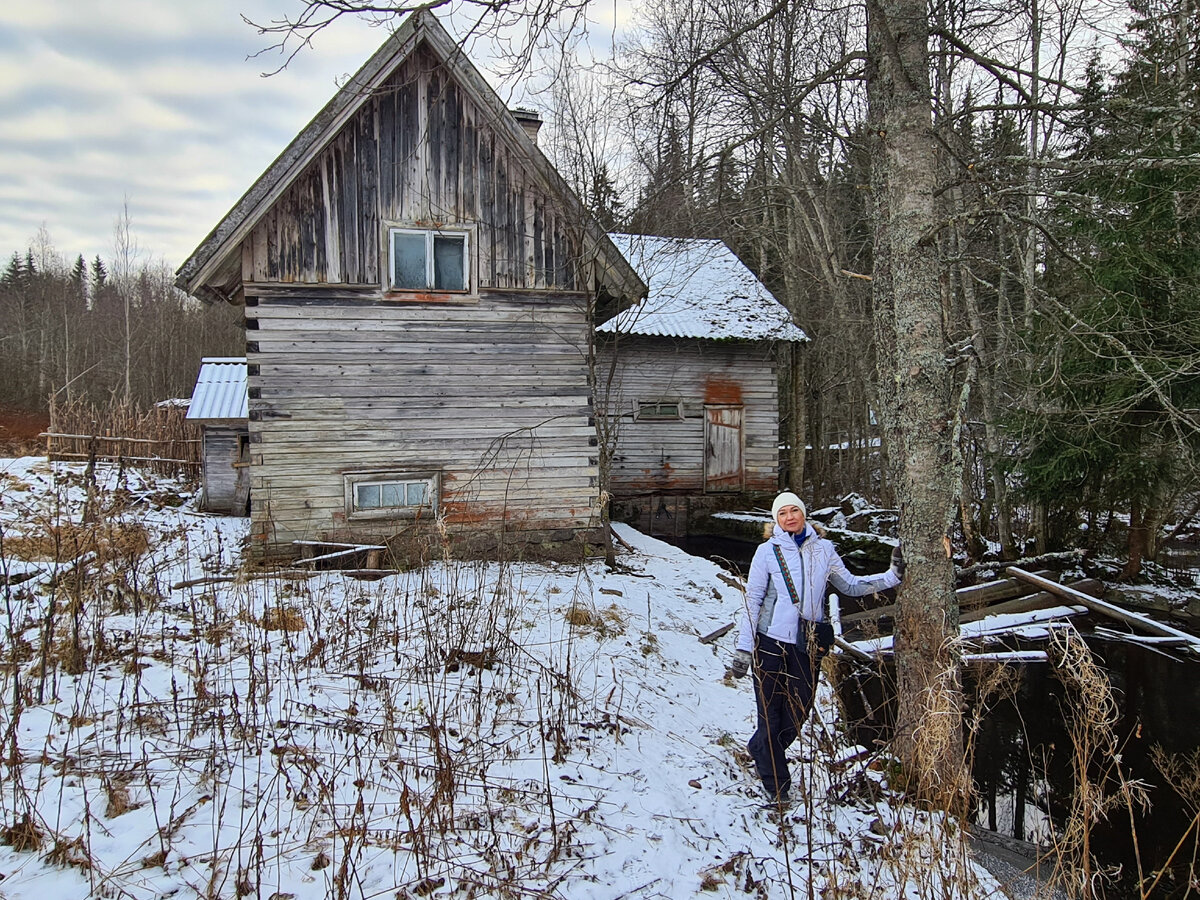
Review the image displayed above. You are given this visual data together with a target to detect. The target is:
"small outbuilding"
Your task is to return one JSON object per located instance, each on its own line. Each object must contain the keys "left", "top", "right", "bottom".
{"left": 597, "top": 234, "right": 808, "bottom": 535}
{"left": 186, "top": 357, "right": 250, "bottom": 515}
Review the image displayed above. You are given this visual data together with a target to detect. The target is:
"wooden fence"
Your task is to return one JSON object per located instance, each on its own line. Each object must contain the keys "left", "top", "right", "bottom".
{"left": 45, "top": 396, "right": 202, "bottom": 477}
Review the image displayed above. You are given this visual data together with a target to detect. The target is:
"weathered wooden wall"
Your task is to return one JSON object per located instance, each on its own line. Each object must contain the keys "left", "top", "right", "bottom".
{"left": 243, "top": 289, "right": 600, "bottom": 550}
{"left": 241, "top": 43, "right": 577, "bottom": 292}
{"left": 598, "top": 337, "right": 781, "bottom": 496}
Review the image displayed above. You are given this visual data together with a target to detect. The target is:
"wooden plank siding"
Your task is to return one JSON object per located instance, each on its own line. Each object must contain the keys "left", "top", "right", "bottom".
{"left": 200, "top": 426, "right": 246, "bottom": 513}
{"left": 597, "top": 336, "right": 782, "bottom": 496}
{"left": 242, "top": 43, "right": 579, "bottom": 292}
{"left": 243, "top": 290, "right": 601, "bottom": 550}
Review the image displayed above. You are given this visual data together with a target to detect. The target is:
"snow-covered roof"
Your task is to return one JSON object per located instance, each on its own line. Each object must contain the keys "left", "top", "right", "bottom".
{"left": 598, "top": 234, "right": 808, "bottom": 342}
{"left": 187, "top": 357, "right": 247, "bottom": 421}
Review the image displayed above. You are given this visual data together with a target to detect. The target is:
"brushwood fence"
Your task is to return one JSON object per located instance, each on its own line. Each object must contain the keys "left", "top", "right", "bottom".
{"left": 45, "top": 396, "right": 201, "bottom": 478}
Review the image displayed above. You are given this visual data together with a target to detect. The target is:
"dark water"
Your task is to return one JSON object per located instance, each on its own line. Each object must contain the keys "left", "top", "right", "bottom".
{"left": 971, "top": 638, "right": 1200, "bottom": 897}
{"left": 667, "top": 533, "right": 758, "bottom": 575}
{"left": 673, "top": 533, "right": 1200, "bottom": 897}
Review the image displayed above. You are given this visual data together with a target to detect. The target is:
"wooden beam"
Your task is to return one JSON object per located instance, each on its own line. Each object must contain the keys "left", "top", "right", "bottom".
{"left": 1007, "top": 567, "right": 1200, "bottom": 652}
{"left": 839, "top": 571, "right": 1097, "bottom": 626}
{"left": 698, "top": 623, "right": 735, "bottom": 644}
{"left": 958, "top": 580, "right": 1104, "bottom": 624}
{"left": 834, "top": 636, "right": 879, "bottom": 664}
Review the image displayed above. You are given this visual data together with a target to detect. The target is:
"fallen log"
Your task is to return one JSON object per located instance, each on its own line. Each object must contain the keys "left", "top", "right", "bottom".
{"left": 609, "top": 524, "right": 637, "bottom": 553}
{"left": 1008, "top": 566, "right": 1200, "bottom": 654}
{"left": 955, "top": 569, "right": 1056, "bottom": 611}
{"left": 834, "top": 636, "right": 878, "bottom": 665}
{"left": 963, "top": 651, "right": 1049, "bottom": 664}
{"left": 846, "top": 604, "right": 1088, "bottom": 660}
{"left": 957, "top": 549, "right": 1085, "bottom": 581}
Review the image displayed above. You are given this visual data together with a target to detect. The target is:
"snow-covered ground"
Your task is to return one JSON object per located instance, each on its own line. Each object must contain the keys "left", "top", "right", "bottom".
{"left": 0, "top": 457, "right": 1002, "bottom": 899}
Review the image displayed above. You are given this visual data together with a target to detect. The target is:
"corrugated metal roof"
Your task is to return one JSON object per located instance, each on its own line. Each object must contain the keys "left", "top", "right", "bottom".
{"left": 598, "top": 234, "right": 808, "bottom": 342}
{"left": 187, "top": 357, "right": 248, "bottom": 421}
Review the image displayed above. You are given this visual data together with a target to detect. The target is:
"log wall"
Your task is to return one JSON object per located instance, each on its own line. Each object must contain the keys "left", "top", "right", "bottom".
{"left": 597, "top": 337, "right": 782, "bottom": 496}
{"left": 244, "top": 289, "right": 600, "bottom": 551}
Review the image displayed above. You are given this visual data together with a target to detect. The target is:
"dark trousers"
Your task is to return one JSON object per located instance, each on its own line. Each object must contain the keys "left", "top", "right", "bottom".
{"left": 747, "top": 626, "right": 833, "bottom": 799}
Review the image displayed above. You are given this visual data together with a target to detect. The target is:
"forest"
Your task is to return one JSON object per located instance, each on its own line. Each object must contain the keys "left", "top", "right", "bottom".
{"left": 526, "top": 0, "right": 1200, "bottom": 585}
{"left": 0, "top": 221, "right": 244, "bottom": 421}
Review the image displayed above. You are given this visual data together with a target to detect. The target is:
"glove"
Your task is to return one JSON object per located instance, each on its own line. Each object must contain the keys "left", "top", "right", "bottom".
{"left": 728, "top": 650, "right": 752, "bottom": 679}
{"left": 890, "top": 544, "right": 906, "bottom": 579}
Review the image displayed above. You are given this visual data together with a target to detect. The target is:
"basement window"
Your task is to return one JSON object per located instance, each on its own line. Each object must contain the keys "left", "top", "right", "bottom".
{"left": 345, "top": 471, "right": 439, "bottom": 521}
{"left": 636, "top": 400, "right": 684, "bottom": 421}
{"left": 389, "top": 228, "right": 470, "bottom": 292}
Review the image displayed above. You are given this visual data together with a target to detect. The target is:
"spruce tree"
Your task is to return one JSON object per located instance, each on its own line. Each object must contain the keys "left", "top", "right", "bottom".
{"left": 1027, "top": 2, "right": 1200, "bottom": 573}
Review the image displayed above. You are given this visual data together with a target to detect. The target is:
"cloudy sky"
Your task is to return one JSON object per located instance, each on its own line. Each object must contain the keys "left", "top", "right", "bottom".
{"left": 0, "top": 1, "right": 629, "bottom": 274}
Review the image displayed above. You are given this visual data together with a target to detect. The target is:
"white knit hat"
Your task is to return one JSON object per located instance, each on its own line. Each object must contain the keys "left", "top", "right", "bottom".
{"left": 771, "top": 491, "right": 806, "bottom": 520}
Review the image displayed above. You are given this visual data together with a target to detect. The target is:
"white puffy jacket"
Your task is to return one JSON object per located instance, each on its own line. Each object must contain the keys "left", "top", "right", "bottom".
{"left": 736, "top": 523, "right": 899, "bottom": 653}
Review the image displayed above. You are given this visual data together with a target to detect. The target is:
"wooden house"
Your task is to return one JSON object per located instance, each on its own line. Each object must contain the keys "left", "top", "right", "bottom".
{"left": 175, "top": 12, "right": 644, "bottom": 559}
{"left": 186, "top": 357, "right": 250, "bottom": 515}
{"left": 597, "top": 234, "right": 807, "bottom": 534}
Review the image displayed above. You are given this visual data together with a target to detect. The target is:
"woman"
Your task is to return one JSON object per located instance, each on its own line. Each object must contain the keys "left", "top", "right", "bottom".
{"left": 729, "top": 491, "right": 904, "bottom": 804}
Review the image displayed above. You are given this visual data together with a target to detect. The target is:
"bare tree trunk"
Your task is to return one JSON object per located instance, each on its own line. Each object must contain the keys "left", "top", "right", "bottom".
{"left": 992, "top": 217, "right": 1019, "bottom": 559}
{"left": 866, "top": 0, "right": 967, "bottom": 810}
{"left": 112, "top": 201, "right": 139, "bottom": 404}
{"left": 788, "top": 342, "right": 807, "bottom": 493}
{"left": 1122, "top": 500, "right": 1146, "bottom": 579}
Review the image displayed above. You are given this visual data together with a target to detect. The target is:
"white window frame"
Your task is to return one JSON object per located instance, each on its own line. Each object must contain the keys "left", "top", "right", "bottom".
{"left": 344, "top": 470, "right": 439, "bottom": 521}
{"left": 387, "top": 226, "right": 472, "bottom": 293}
{"left": 635, "top": 399, "right": 685, "bottom": 421}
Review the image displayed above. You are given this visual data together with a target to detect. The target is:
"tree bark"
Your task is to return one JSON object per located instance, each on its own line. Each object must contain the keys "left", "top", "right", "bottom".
{"left": 866, "top": 0, "right": 967, "bottom": 811}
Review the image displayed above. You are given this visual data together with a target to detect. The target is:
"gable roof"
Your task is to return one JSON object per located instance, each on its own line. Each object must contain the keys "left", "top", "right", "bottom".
{"left": 175, "top": 11, "right": 643, "bottom": 306}
{"left": 598, "top": 234, "right": 808, "bottom": 342}
{"left": 187, "top": 358, "right": 248, "bottom": 422}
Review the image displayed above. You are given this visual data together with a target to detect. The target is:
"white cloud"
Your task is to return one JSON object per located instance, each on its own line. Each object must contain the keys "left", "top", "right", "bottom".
{"left": 0, "top": 0, "right": 383, "bottom": 266}
{"left": 0, "top": 0, "right": 629, "bottom": 269}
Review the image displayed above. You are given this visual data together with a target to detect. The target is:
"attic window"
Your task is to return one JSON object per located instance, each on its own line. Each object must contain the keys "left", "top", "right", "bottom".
{"left": 636, "top": 401, "right": 684, "bottom": 421}
{"left": 345, "top": 471, "right": 439, "bottom": 521}
{"left": 389, "top": 228, "right": 469, "bottom": 292}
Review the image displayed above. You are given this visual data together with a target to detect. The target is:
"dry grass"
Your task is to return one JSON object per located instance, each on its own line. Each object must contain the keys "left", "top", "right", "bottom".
{"left": 260, "top": 604, "right": 306, "bottom": 631}
{"left": 3, "top": 520, "right": 149, "bottom": 562}
{"left": 47, "top": 395, "right": 199, "bottom": 477}
{"left": 564, "top": 600, "right": 626, "bottom": 636}
{"left": 1044, "top": 625, "right": 1149, "bottom": 899}
{"left": 0, "top": 814, "right": 44, "bottom": 852}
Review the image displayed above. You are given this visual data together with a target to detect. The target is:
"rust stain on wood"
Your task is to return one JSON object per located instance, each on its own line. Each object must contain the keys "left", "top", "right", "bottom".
{"left": 704, "top": 378, "right": 743, "bottom": 405}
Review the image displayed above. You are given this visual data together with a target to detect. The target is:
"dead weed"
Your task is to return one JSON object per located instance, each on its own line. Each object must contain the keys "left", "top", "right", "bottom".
{"left": 3, "top": 520, "right": 149, "bottom": 562}
{"left": 565, "top": 601, "right": 626, "bottom": 637}
{"left": 262, "top": 605, "right": 307, "bottom": 632}
{"left": 1, "top": 812, "right": 44, "bottom": 852}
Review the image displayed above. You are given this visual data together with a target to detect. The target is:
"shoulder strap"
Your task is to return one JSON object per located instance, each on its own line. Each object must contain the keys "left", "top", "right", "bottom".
{"left": 771, "top": 544, "right": 801, "bottom": 606}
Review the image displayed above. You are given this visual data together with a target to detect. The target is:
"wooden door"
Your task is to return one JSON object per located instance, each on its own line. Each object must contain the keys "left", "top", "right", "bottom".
{"left": 704, "top": 405, "right": 744, "bottom": 491}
